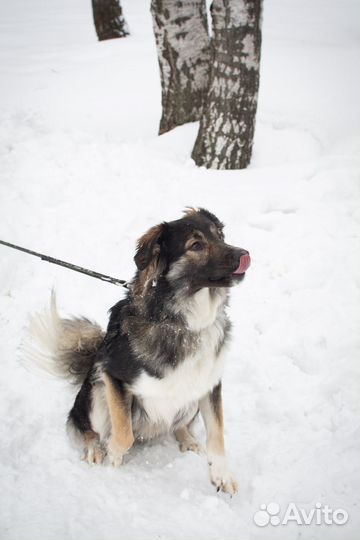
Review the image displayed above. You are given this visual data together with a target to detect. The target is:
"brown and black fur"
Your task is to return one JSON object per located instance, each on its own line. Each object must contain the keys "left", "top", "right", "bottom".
{"left": 28, "top": 208, "right": 250, "bottom": 494}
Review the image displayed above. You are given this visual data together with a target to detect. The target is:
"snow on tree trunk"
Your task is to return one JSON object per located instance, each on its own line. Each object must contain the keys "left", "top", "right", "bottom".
{"left": 92, "top": 0, "right": 129, "bottom": 41}
{"left": 151, "top": 0, "right": 211, "bottom": 135}
{"left": 192, "top": 0, "right": 263, "bottom": 169}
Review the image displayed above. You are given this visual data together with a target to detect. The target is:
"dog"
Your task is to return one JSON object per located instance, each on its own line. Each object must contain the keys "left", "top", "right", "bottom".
{"left": 28, "top": 208, "right": 251, "bottom": 494}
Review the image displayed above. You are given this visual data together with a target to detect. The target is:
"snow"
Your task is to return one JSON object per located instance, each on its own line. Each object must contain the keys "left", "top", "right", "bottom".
{"left": 0, "top": 0, "right": 359, "bottom": 539}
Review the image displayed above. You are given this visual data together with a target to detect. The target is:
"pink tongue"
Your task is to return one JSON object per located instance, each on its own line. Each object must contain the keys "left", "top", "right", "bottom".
{"left": 233, "top": 254, "right": 251, "bottom": 275}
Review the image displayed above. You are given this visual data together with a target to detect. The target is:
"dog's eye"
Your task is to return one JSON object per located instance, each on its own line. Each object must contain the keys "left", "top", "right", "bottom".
{"left": 190, "top": 242, "right": 203, "bottom": 251}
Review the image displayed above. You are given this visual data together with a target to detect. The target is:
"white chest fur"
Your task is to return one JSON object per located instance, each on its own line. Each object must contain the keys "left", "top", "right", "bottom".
{"left": 181, "top": 287, "right": 225, "bottom": 331}
{"left": 131, "top": 289, "right": 228, "bottom": 427}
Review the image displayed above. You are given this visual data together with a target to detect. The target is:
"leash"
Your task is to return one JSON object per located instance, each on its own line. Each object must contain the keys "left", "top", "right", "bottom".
{"left": 0, "top": 239, "right": 129, "bottom": 288}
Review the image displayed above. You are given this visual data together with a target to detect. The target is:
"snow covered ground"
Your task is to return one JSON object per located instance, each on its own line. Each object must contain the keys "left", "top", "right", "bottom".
{"left": 1, "top": 0, "right": 359, "bottom": 538}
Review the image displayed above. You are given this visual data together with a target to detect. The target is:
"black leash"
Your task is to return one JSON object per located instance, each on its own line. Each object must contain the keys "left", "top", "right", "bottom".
{"left": 0, "top": 239, "right": 129, "bottom": 288}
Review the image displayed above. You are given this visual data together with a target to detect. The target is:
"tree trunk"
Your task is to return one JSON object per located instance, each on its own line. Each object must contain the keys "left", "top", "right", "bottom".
{"left": 92, "top": 0, "right": 129, "bottom": 41}
{"left": 192, "top": 0, "right": 263, "bottom": 169}
{"left": 151, "top": 0, "right": 211, "bottom": 135}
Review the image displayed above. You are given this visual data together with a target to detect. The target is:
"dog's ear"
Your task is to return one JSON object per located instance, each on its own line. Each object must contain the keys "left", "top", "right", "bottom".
{"left": 198, "top": 208, "right": 225, "bottom": 231}
{"left": 184, "top": 207, "right": 225, "bottom": 234}
{"left": 134, "top": 223, "right": 166, "bottom": 271}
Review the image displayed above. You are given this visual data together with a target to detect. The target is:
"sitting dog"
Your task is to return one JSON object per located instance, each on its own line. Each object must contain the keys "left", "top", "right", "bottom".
{"left": 28, "top": 208, "right": 250, "bottom": 494}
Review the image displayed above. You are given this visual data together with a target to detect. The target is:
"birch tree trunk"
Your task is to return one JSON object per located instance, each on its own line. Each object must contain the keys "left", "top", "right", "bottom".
{"left": 151, "top": 0, "right": 211, "bottom": 135}
{"left": 192, "top": 0, "right": 263, "bottom": 169}
{"left": 92, "top": 0, "right": 129, "bottom": 41}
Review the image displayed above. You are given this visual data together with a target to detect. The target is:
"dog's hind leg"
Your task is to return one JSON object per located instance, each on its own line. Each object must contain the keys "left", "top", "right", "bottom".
{"left": 67, "top": 375, "right": 106, "bottom": 465}
{"left": 174, "top": 425, "right": 204, "bottom": 455}
{"left": 82, "top": 430, "right": 106, "bottom": 465}
{"left": 103, "top": 373, "right": 134, "bottom": 467}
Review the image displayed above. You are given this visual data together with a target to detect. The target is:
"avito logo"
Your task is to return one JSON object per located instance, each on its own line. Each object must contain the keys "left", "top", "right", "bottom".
{"left": 253, "top": 502, "right": 349, "bottom": 527}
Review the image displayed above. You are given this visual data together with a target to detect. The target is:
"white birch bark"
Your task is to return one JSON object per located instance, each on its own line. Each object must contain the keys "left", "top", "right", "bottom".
{"left": 192, "top": 0, "right": 263, "bottom": 169}
{"left": 151, "top": 0, "right": 210, "bottom": 134}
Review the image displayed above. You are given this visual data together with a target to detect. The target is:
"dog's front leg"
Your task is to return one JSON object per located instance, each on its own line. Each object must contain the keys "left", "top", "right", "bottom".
{"left": 103, "top": 373, "right": 134, "bottom": 467}
{"left": 200, "top": 382, "right": 238, "bottom": 495}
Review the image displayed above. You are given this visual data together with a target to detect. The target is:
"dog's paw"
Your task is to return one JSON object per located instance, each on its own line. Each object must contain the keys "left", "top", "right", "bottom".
{"left": 209, "top": 456, "right": 238, "bottom": 495}
{"left": 82, "top": 443, "right": 106, "bottom": 465}
{"left": 107, "top": 439, "right": 127, "bottom": 467}
{"left": 211, "top": 474, "right": 238, "bottom": 495}
{"left": 108, "top": 451, "right": 124, "bottom": 467}
{"left": 179, "top": 440, "right": 204, "bottom": 455}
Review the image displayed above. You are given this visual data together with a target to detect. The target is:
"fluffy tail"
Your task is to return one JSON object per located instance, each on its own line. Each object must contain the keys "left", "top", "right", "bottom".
{"left": 24, "top": 291, "right": 105, "bottom": 385}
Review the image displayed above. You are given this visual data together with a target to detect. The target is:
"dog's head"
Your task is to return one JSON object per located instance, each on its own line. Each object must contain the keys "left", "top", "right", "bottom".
{"left": 134, "top": 208, "right": 250, "bottom": 291}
